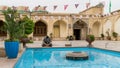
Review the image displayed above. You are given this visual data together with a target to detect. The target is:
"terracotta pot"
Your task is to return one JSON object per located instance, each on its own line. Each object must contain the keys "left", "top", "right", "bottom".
{"left": 20, "top": 38, "right": 29, "bottom": 48}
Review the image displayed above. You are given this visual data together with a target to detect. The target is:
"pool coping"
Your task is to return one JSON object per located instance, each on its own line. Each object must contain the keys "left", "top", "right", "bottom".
{"left": 27, "top": 46, "right": 120, "bottom": 53}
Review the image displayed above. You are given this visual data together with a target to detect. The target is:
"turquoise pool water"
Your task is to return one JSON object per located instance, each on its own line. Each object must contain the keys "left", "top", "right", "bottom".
{"left": 14, "top": 47, "right": 120, "bottom": 68}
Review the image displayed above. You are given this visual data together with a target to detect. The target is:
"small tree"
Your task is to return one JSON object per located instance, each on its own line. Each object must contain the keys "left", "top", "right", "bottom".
{"left": 1, "top": 8, "right": 24, "bottom": 41}
{"left": 20, "top": 16, "right": 34, "bottom": 36}
{"left": 20, "top": 16, "right": 34, "bottom": 47}
{"left": 112, "top": 32, "right": 118, "bottom": 41}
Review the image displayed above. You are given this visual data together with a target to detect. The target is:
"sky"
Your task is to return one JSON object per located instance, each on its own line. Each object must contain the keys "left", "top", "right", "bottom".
{"left": 0, "top": 0, "right": 119, "bottom": 14}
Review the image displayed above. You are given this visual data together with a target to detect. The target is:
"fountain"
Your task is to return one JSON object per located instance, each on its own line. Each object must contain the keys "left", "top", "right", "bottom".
{"left": 66, "top": 52, "right": 88, "bottom": 60}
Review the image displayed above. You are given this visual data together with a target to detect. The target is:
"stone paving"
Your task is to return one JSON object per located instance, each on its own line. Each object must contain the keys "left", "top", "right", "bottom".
{"left": 0, "top": 40, "right": 120, "bottom": 68}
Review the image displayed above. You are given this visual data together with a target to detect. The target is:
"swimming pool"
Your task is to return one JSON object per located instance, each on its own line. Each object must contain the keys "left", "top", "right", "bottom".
{"left": 14, "top": 47, "right": 120, "bottom": 68}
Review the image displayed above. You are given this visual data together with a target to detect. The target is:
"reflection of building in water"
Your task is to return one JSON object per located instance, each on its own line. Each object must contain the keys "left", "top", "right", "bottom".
{"left": 0, "top": 3, "right": 120, "bottom": 41}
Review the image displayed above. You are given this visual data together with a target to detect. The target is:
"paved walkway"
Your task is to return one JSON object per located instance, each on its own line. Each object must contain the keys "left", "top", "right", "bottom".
{"left": 0, "top": 40, "right": 120, "bottom": 68}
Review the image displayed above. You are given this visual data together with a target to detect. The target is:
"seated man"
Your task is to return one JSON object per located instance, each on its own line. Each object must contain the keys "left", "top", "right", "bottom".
{"left": 42, "top": 36, "right": 52, "bottom": 47}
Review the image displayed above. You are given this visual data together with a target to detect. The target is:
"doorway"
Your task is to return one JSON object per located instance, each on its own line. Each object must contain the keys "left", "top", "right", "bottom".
{"left": 53, "top": 25, "right": 60, "bottom": 38}
{"left": 74, "top": 29, "right": 81, "bottom": 40}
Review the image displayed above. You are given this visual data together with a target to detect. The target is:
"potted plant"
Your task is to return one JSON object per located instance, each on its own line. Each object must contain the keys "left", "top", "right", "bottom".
{"left": 112, "top": 32, "right": 118, "bottom": 41}
{"left": 0, "top": 8, "right": 24, "bottom": 58}
{"left": 101, "top": 33, "right": 104, "bottom": 40}
{"left": 66, "top": 35, "right": 74, "bottom": 41}
{"left": 86, "top": 34, "right": 95, "bottom": 47}
{"left": 106, "top": 30, "right": 111, "bottom": 40}
{"left": 19, "top": 16, "right": 34, "bottom": 48}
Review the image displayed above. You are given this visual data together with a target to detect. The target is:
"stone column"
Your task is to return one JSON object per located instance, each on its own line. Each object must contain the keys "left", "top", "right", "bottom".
{"left": 47, "top": 20, "right": 53, "bottom": 36}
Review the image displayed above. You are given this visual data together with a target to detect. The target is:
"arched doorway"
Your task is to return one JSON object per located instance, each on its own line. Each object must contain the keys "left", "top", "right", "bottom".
{"left": 53, "top": 20, "right": 67, "bottom": 38}
{"left": 0, "top": 20, "right": 7, "bottom": 36}
{"left": 73, "top": 20, "right": 87, "bottom": 40}
{"left": 92, "top": 22, "right": 101, "bottom": 38}
{"left": 33, "top": 21, "right": 47, "bottom": 36}
{"left": 103, "top": 20, "right": 112, "bottom": 36}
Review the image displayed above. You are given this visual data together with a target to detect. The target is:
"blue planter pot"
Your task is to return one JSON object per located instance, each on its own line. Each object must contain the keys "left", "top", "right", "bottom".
{"left": 5, "top": 41, "right": 19, "bottom": 59}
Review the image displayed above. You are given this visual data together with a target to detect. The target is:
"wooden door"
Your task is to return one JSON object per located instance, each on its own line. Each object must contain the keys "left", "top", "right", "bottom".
{"left": 54, "top": 26, "right": 60, "bottom": 38}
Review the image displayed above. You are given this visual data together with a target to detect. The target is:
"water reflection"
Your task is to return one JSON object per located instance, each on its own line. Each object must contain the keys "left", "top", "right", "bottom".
{"left": 34, "top": 51, "right": 52, "bottom": 61}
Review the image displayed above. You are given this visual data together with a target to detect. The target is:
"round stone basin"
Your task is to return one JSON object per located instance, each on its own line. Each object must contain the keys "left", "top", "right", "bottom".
{"left": 66, "top": 52, "right": 88, "bottom": 60}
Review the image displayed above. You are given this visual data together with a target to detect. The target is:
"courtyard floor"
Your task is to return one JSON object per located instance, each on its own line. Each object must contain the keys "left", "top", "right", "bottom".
{"left": 0, "top": 40, "right": 120, "bottom": 68}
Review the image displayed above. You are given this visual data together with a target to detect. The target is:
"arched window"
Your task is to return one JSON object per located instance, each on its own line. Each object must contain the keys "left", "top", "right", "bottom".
{"left": 33, "top": 21, "right": 47, "bottom": 36}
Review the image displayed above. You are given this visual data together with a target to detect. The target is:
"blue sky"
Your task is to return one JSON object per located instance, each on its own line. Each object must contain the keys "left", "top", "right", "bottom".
{"left": 0, "top": 0, "right": 119, "bottom": 14}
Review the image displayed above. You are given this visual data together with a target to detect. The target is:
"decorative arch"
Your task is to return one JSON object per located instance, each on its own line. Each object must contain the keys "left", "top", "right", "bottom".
{"left": 73, "top": 19, "right": 88, "bottom": 25}
{"left": 35, "top": 19, "right": 48, "bottom": 26}
{"left": 0, "top": 20, "right": 7, "bottom": 36}
{"left": 33, "top": 20, "right": 47, "bottom": 36}
{"left": 73, "top": 19, "right": 88, "bottom": 40}
{"left": 103, "top": 20, "right": 112, "bottom": 36}
{"left": 92, "top": 21, "right": 101, "bottom": 37}
{"left": 52, "top": 19, "right": 67, "bottom": 25}
{"left": 114, "top": 17, "right": 120, "bottom": 36}
{"left": 53, "top": 20, "right": 67, "bottom": 38}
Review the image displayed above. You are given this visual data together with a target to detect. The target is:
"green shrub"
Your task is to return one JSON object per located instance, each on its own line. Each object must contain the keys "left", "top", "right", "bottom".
{"left": 27, "top": 40, "right": 34, "bottom": 43}
{"left": 20, "top": 16, "right": 34, "bottom": 35}
{"left": 101, "top": 33, "right": 104, "bottom": 38}
{"left": 66, "top": 35, "right": 74, "bottom": 40}
{"left": 112, "top": 32, "right": 118, "bottom": 38}
{"left": 86, "top": 35, "right": 95, "bottom": 41}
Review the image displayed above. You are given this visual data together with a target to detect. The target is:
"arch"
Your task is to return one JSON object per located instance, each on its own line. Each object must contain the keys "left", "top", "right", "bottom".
{"left": 114, "top": 18, "right": 120, "bottom": 36}
{"left": 73, "top": 19, "right": 88, "bottom": 40}
{"left": 35, "top": 19, "right": 48, "bottom": 26}
{"left": 33, "top": 20, "right": 47, "bottom": 36}
{"left": 73, "top": 19, "right": 88, "bottom": 25}
{"left": 103, "top": 20, "right": 112, "bottom": 36}
{"left": 92, "top": 21, "right": 101, "bottom": 37}
{"left": 53, "top": 19, "right": 67, "bottom": 25}
{"left": 53, "top": 20, "right": 67, "bottom": 38}
{"left": 0, "top": 20, "right": 7, "bottom": 36}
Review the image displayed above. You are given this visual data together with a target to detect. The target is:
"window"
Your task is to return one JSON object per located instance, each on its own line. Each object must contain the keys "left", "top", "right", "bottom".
{"left": 0, "top": 20, "right": 7, "bottom": 36}
{"left": 34, "top": 21, "right": 47, "bottom": 36}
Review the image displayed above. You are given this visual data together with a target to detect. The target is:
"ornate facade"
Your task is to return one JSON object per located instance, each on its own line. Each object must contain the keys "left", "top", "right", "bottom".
{"left": 0, "top": 3, "right": 120, "bottom": 41}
